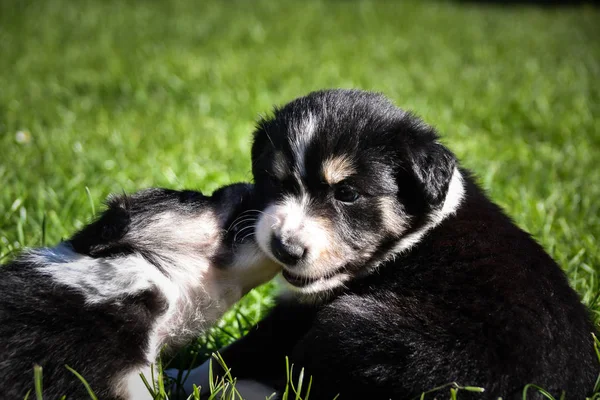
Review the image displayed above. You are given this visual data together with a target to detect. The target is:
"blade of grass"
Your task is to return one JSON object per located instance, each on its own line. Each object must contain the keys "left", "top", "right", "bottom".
{"left": 33, "top": 365, "right": 43, "bottom": 400}
{"left": 522, "top": 384, "right": 556, "bottom": 400}
{"left": 305, "top": 375, "right": 312, "bottom": 400}
{"left": 209, "top": 357, "right": 216, "bottom": 394}
{"left": 282, "top": 356, "right": 291, "bottom": 400}
{"left": 65, "top": 365, "right": 99, "bottom": 400}
{"left": 192, "top": 384, "right": 201, "bottom": 400}
{"left": 41, "top": 213, "right": 47, "bottom": 247}
{"left": 140, "top": 372, "right": 157, "bottom": 398}
{"left": 85, "top": 187, "right": 95, "bottom": 217}
{"left": 294, "top": 367, "right": 304, "bottom": 400}
{"left": 593, "top": 333, "right": 600, "bottom": 394}
{"left": 412, "top": 382, "right": 484, "bottom": 400}
{"left": 450, "top": 387, "right": 458, "bottom": 400}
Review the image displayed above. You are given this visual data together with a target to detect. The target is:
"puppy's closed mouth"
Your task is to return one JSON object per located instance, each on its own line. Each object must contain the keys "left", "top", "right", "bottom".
{"left": 281, "top": 269, "right": 350, "bottom": 293}
{"left": 281, "top": 270, "right": 321, "bottom": 287}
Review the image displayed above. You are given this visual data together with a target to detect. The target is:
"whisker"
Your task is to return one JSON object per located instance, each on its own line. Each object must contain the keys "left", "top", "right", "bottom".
{"left": 233, "top": 233, "right": 256, "bottom": 249}
{"left": 235, "top": 225, "right": 255, "bottom": 234}
{"left": 227, "top": 209, "right": 279, "bottom": 233}
{"left": 238, "top": 233, "right": 256, "bottom": 243}
{"left": 239, "top": 209, "right": 279, "bottom": 221}
{"left": 235, "top": 210, "right": 262, "bottom": 217}
{"left": 233, "top": 225, "right": 255, "bottom": 242}
{"left": 228, "top": 211, "right": 279, "bottom": 232}
{"left": 231, "top": 215, "right": 258, "bottom": 223}
{"left": 227, "top": 211, "right": 257, "bottom": 224}
{"left": 228, "top": 217, "right": 258, "bottom": 230}
{"left": 227, "top": 217, "right": 258, "bottom": 233}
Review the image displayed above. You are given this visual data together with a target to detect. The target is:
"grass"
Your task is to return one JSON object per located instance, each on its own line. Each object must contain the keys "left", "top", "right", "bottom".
{"left": 0, "top": 0, "right": 599, "bottom": 397}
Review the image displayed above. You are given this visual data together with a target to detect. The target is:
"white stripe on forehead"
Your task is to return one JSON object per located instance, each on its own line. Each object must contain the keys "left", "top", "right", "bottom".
{"left": 279, "top": 193, "right": 310, "bottom": 232}
{"left": 290, "top": 112, "right": 317, "bottom": 177}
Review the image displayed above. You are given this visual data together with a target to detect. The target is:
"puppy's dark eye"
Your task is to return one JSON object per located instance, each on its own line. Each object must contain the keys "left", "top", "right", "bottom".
{"left": 334, "top": 186, "right": 360, "bottom": 203}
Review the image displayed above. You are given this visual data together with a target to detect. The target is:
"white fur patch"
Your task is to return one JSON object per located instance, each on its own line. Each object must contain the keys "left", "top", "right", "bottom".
{"left": 129, "top": 211, "right": 221, "bottom": 256}
{"left": 256, "top": 194, "right": 328, "bottom": 271}
{"left": 290, "top": 113, "right": 316, "bottom": 177}
{"left": 121, "top": 365, "right": 154, "bottom": 400}
{"left": 28, "top": 244, "right": 163, "bottom": 305}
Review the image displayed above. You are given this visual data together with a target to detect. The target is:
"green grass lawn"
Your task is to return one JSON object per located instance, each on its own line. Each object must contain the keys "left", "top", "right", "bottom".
{"left": 1, "top": 0, "right": 599, "bottom": 398}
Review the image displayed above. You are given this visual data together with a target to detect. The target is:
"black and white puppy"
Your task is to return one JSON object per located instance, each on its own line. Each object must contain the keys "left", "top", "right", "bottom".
{"left": 0, "top": 184, "right": 279, "bottom": 399}
{"left": 184, "top": 89, "right": 598, "bottom": 399}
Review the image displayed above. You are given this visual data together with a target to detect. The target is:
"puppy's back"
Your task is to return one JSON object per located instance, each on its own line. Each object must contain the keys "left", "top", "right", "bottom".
{"left": 0, "top": 255, "right": 162, "bottom": 399}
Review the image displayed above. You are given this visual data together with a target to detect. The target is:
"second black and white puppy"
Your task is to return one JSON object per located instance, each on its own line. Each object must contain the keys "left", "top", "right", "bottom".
{"left": 184, "top": 90, "right": 598, "bottom": 399}
{"left": 0, "top": 184, "right": 279, "bottom": 399}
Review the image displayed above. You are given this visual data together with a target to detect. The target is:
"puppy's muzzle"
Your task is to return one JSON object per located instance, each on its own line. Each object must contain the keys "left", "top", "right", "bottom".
{"left": 270, "top": 234, "right": 307, "bottom": 266}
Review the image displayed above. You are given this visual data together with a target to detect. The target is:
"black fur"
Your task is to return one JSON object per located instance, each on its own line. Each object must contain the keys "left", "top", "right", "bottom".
{"left": 0, "top": 184, "right": 258, "bottom": 399}
{"left": 215, "top": 90, "right": 599, "bottom": 399}
{"left": 0, "top": 260, "right": 166, "bottom": 399}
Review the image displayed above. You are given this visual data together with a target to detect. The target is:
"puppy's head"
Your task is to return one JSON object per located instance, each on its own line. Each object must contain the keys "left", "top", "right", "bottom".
{"left": 70, "top": 184, "right": 279, "bottom": 295}
{"left": 251, "top": 89, "right": 464, "bottom": 296}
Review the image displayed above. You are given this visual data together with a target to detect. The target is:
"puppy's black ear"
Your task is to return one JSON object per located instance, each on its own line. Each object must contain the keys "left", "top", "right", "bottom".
{"left": 69, "top": 197, "right": 132, "bottom": 258}
{"left": 250, "top": 118, "right": 276, "bottom": 176}
{"left": 394, "top": 115, "right": 457, "bottom": 211}
{"left": 406, "top": 140, "right": 456, "bottom": 207}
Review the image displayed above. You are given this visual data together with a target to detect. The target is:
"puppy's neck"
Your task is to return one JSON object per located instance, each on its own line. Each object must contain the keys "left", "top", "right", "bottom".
{"left": 357, "top": 168, "right": 466, "bottom": 278}
{"left": 393, "top": 167, "right": 465, "bottom": 255}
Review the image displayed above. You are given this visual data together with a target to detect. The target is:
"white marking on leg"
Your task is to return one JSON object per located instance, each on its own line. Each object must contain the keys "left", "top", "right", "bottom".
{"left": 111, "top": 364, "right": 154, "bottom": 400}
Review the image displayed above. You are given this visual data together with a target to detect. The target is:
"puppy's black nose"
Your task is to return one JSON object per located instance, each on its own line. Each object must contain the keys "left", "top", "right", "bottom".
{"left": 270, "top": 234, "right": 306, "bottom": 266}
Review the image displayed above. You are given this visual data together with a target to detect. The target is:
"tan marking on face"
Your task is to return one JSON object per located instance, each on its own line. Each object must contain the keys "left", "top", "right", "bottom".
{"left": 378, "top": 197, "right": 409, "bottom": 236}
{"left": 312, "top": 216, "right": 343, "bottom": 262}
{"left": 322, "top": 156, "right": 356, "bottom": 185}
{"left": 304, "top": 216, "right": 353, "bottom": 276}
